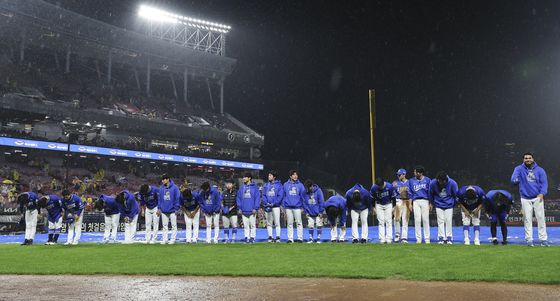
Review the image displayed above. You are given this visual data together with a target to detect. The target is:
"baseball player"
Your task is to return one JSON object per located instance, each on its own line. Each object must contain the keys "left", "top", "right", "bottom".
{"left": 457, "top": 185, "right": 485, "bottom": 245}
{"left": 237, "top": 172, "right": 260, "bottom": 243}
{"left": 158, "top": 174, "right": 181, "bottom": 244}
{"left": 138, "top": 184, "right": 160, "bottom": 244}
{"left": 197, "top": 181, "right": 222, "bottom": 244}
{"left": 371, "top": 177, "right": 396, "bottom": 244}
{"left": 221, "top": 180, "right": 239, "bottom": 243}
{"left": 38, "top": 194, "right": 63, "bottom": 245}
{"left": 282, "top": 170, "right": 305, "bottom": 243}
{"left": 324, "top": 194, "right": 347, "bottom": 242}
{"left": 62, "top": 190, "right": 85, "bottom": 245}
{"left": 485, "top": 190, "right": 513, "bottom": 245}
{"left": 115, "top": 189, "right": 139, "bottom": 244}
{"left": 302, "top": 179, "right": 325, "bottom": 243}
{"left": 345, "top": 183, "right": 372, "bottom": 243}
{"left": 94, "top": 194, "right": 121, "bottom": 244}
{"left": 262, "top": 170, "right": 283, "bottom": 243}
{"left": 511, "top": 152, "right": 549, "bottom": 247}
{"left": 408, "top": 166, "right": 432, "bottom": 244}
{"left": 18, "top": 191, "right": 39, "bottom": 245}
{"left": 393, "top": 168, "right": 412, "bottom": 243}
{"left": 429, "top": 171, "right": 458, "bottom": 244}
{"left": 181, "top": 187, "right": 200, "bottom": 243}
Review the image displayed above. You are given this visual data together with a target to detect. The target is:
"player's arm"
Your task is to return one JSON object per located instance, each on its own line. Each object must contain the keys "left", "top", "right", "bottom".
{"left": 538, "top": 168, "right": 547, "bottom": 201}
{"left": 511, "top": 167, "right": 520, "bottom": 185}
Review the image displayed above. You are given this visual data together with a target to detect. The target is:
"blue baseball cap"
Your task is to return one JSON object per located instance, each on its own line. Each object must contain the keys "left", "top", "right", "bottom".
{"left": 396, "top": 168, "right": 407, "bottom": 175}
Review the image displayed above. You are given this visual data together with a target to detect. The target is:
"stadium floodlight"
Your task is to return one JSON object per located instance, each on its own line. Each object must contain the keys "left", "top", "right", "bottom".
{"left": 138, "top": 4, "right": 231, "bottom": 33}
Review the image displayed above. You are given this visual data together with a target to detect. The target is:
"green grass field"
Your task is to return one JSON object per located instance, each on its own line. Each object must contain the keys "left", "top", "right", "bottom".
{"left": 0, "top": 243, "right": 558, "bottom": 284}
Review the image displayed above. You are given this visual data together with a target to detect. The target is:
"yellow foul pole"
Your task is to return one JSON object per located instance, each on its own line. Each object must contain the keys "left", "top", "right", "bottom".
{"left": 368, "top": 89, "right": 376, "bottom": 186}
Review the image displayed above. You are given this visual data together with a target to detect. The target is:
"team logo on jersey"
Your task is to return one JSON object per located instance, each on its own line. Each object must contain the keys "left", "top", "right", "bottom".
{"left": 205, "top": 195, "right": 212, "bottom": 205}
{"left": 439, "top": 188, "right": 447, "bottom": 198}
{"left": 244, "top": 189, "right": 252, "bottom": 199}
{"left": 527, "top": 171, "right": 536, "bottom": 183}
{"left": 308, "top": 195, "right": 316, "bottom": 205}
{"left": 413, "top": 184, "right": 426, "bottom": 191}
{"left": 289, "top": 187, "right": 297, "bottom": 196}
{"left": 164, "top": 191, "right": 171, "bottom": 201}
{"left": 267, "top": 187, "right": 276, "bottom": 197}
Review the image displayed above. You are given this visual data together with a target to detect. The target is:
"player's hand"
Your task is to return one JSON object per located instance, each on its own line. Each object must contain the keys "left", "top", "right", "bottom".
{"left": 124, "top": 217, "right": 130, "bottom": 223}
{"left": 537, "top": 194, "right": 544, "bottom": 202}
{"left": 141, "top": 210, "right": 145, "bottom": 217}
{"left": 252, "top": 209, "right": 256, "bottom": 215}
{"left": 156, "top": 210, "right": 161, "bottom": 217}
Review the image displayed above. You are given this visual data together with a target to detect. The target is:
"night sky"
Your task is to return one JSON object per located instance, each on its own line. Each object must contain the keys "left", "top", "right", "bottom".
{"left": 49, "top": 1, "right": 560, "bottom": 192}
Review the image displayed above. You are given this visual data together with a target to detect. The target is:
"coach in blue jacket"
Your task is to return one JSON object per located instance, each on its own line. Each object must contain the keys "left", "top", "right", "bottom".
{"left": 511, "top": 152, "right": 549, "bottom": 246}
{"left": 158, "top": 174, "right": 181, "bottom": 244}
{"left": 429, "top": 171, "right": 458, "bottom": 244}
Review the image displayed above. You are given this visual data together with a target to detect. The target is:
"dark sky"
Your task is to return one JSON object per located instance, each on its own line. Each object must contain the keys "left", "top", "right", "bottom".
{"left": 49, "top": 1, "right": 560, "bottom": 191}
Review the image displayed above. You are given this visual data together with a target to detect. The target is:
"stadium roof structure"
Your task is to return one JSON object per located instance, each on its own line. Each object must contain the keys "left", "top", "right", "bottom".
{"left": 0, "top": 0, "right": 236, "bottom": 80}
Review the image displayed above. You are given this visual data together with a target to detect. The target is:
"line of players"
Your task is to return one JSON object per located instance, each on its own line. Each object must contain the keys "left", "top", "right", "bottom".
{"left": 17, "top": 153, "right": 550, "bottom": 246}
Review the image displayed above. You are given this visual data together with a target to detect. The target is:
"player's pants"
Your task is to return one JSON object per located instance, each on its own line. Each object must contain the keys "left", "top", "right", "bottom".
{"left": 144, "top": 207, "right": 159, "bottom": 242}
{"left": 242, "top": 214, "right": 257, "bottom": 239}
{"left": 285, "top": 208, "right": 303, "bottom": 241}
{"left": 222, "top": 214, "right": 238, "bottom": 240}
{"left": 265, "top": 207, "right": 281, "bottom": 238}
{"left": 161, "top": 212, "right": 177, "bottom": 243}
{"left": 24, "top": 209, "right": 38, "bottom": 240}
{"left": 413, "top": 199, "right": 430, "bottom": 243}
{"left": 103, "top": 213, "right": 120, "bottom": 241}
{"left": 307, "top": 215, "right": 323, "bottom": 240}
{"left": 436, "top": 208, "right": 453, "bottom": 241}
{"left": 204, "top": 213, "right": 220, "bottom": 243}
{"left": 394, "top": 199, "right": 411, "bottom": 240}
{"left": 521, "top": 197, "right": 547, "bottom": 242}
{"left": 48, "top": 216, "right": 62, "bottom": 234}
{"left": 184, "top": 210, "right": 200, "bottom": 243}
{"left": 461, "top": 210, "right": 480, "bottom": 242}
{"left": 67, "top": 211, "right": 84, "bottom": 244}
{"left": 123, "top": 214, "right": 138, "bottom": 243}
{"left": 376, "top": 203, "right": 393, "bottom": 242}
{"left": 330, "top": 224, "right": 346, "bottom": 241}
{"left": 351, "top": 209, "right": 369, "bottom": 240}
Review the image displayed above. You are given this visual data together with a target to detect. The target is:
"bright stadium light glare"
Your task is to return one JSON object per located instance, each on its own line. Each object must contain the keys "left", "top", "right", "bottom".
{"left": 138, "top": 5, "right": 177, "bottom": 24}
{"left": 138, "top": 4, "right": 231, "bottom": 32}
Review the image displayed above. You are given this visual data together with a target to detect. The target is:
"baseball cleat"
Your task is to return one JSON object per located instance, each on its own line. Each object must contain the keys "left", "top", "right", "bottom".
{"left": 401, "top": 239, "right": 408, "bottom": 244}
{"left": 275, "top": 236, "right": 281, "bottom": 243}
{"left": 352, "top": 239, "right": 359, "bottom": 244}
{"left": 541, "top": 241, "right": 550, "bottom": 247}
{"left": 464, "top": 239, "right": 470, "bottom": 245}
{"left": 474, "top": 239, "right": 480, "bottom": 245}
{"left": 267, "top": 237, "right": 274, "bottom": 243}
{"left": 360, "top": 239, "right": 367, "bottom": 244}
{"left": 287, "top": 240, "right": 293, "bottom": 244}
{"left": 527, "top": 241, "right": 534, "bottom": 247}
{"left": 492, "top": 239, "right": 499, "bottom": 245}
{"left": 502, "top": 240, "right": 508, "bottom": 245}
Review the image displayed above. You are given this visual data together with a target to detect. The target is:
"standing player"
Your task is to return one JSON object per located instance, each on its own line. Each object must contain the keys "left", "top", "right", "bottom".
{"left": 237, "top": 172, "right": 260, "bottom": 243}
{"left": 429, "top": 171, "right": 458, "bottom": 244}
{"left": 262, "top": 170, "right": 283, "bottom": 243}
{"left": 457, "top": 185, "right": 485, "bottom": 245}
{"left": 485, "top": 190, "right": 513, "bottom": 245}
{"left": 197, "top": 182, "right": 222, "bottom": 244}
{"left": 345, "top": 183, "right": 372, "bottom": 243}
{"left": 371, "top": 177, "right": 396, "bottom": 244}
{"left": 180, "top": 187, "right": 200, "bottom": 243}
{"left": 511, "top": 152, "right": 549, "bottom": 247}
{"left": 408, "top": 166, "right": 431, "bottom": 244}
{"left": 158, "top": 174, "right": 181, "bottom": 244}
{"left": 38, "top": 194, "right": 63, "bottom": 245}
{"left": 324, "top": 194, "right": 347, "bottom": 242}
{"left": 94, "top": 194, "right": 121, "bottom": 244}
{"left": 138, "top": 184, "right": 160, "bottom": 244}
{"left": 302, "top": 179, "right": 325, "bottom": 243}
{"left": 221, "top": 180, "right": 238, "bottom": 243}
{"left": 282, "top": 170, "right": 305, "bottom": 243}
{"left": 393, "top": 169, "right": 412, "bottom": 243}
{"left": 115, "top": 189, "right": 140, "bottom": 244}
{"left": 61, "top": 190, "right": 85, "bottom": 245}
{"left": 18, "top": 191, "right": 39, "bottom": 245}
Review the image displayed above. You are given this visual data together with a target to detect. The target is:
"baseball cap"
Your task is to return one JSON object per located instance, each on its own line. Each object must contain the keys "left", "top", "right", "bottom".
{"left": 396, "top": 168, "right": 407, "bottom": 175}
